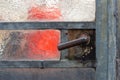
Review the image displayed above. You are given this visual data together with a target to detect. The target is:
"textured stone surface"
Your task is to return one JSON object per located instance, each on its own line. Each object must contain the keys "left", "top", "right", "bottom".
{"left": 0, "top": 30, "right": 60, "bottom": 61}
{"left": 0, "top": 0, "right": 95, "bottom": 22}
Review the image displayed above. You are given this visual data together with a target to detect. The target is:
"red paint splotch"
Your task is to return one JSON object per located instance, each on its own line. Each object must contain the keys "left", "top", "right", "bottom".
{"left": 28, "top": 6, "right": 62, "bottom": 20}
{"left": 26, "top": 30, "right": 60, "bottom": 60}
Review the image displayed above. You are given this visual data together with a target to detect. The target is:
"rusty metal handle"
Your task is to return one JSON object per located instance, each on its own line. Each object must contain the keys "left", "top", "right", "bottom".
{"left": 58, "top": 34, "right": 90, "bottom": 51}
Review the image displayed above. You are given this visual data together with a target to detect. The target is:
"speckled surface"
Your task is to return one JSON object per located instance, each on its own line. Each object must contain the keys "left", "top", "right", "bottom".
{"left": 0, "top": 30, "right": 60, "bottom": 61}
{"left": 0, "top": 0, "right": 95, "bottom": 22}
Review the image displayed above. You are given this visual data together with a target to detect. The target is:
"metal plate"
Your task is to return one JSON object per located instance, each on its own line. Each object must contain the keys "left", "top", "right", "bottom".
{"left": 0, "top": 22, "right": 96, "bottom": 29}
{"left": 0, "top": 68, "right": 95, "bottom": 80}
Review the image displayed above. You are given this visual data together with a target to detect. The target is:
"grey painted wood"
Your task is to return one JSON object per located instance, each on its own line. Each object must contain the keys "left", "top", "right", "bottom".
{"left": 0, "top": 61, "right": 43, "bottom": 68}
{"left": 0, "top": 60, "right": 95, "bottom": 68}
{"left": 117, "top": 0, "right": 120, "bottom": 59}
{"left": 116, "top": 59, "right": 120, "bottom": 80}
{"left": 96, "top": 0, "right": 117, "bottom": 80}
{"left": 43, "top": 60, "right": 96, "bottom": 68}
{"left": 0, "top": 68, "right": 95, "bottom": 80}
{"left": 61, "top": 30, "right": 68, "bottom": 59}
{"left": 0, "top": 22, "right": 95, "bottom": 29}
{"left": 116, "top": 0, "right": 120, "bottom": 80}
{"left": 116, "top": 1, "right": 120, "bottom": 80}
{"left": 96, "top": 0, "right": 108, "bottom": 80}
{"left": 107, "top": 0, "right": 117, "bottom": 80}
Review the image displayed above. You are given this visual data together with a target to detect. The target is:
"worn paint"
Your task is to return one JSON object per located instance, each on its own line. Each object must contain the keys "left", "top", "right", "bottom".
{"left": 96, "top": 0, "right": 108, "bottom": 80}
{"left": 0, "top": 30, "right": 60, "bottom": 61}
{"left": 108, "top": 0, "right": 117, "bottom": 80}
{"left": 0, "top": 68, "right": 95, "bottom": 80}
{"left": 0, "top": 0, "right": 117, "bottom": 80}
{"left": 0, "top": 0, "right": 95, "bottom": 22}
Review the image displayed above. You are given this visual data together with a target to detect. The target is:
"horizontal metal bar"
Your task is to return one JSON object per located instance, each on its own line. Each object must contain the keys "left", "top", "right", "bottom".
{"left": 0, "top": 68, "right": 95, "bottom": 80}
{"left": 43, "top": 60, "right": 96, "bottom": 68}
{"left": 0, "top": 60, "right": 96, "bottom": 68}
{"left": 0, "top": 22, "right": 95, "bottom": 30}
{"left": 0, "top": 61, "right": 43, "bottom": 68}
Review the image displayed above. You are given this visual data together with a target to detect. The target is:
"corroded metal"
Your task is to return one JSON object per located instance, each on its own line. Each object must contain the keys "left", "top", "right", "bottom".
{"left": 58, "top": 34, "right": 90, "bottom": 50}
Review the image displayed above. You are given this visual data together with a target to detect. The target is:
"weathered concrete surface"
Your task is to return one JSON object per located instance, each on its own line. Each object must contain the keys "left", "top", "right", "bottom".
{"left": 60, "top": 0, "right": 95, "bottom": 21}
{"left": 0, "top": 0, "right": 95, "bottom": 22}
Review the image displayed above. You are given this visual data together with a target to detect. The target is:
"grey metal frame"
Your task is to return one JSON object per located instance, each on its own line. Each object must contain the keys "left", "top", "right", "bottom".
{"left": 0, "top": 0, "right": 117, "bottom": 80}
{"left": 0, "top": 22, "right": 95, "bottom": 29}
{"left": 96, "top": 0, "right": 117, "bottom": 80}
